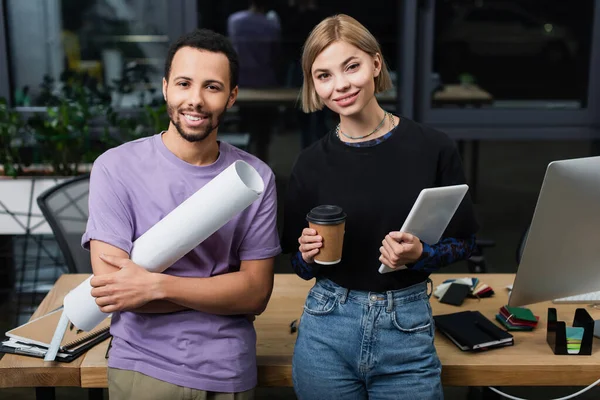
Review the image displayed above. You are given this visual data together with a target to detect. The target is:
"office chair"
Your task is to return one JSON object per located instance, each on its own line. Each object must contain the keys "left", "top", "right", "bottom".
{"left": 467, "top": 238, "right": 495, "bottom": 273}
{"left": 37, "top": 174, "right": 92, "bottom": 274}
{"left": 37, "top": 174, "right": 106, "bottom": 400}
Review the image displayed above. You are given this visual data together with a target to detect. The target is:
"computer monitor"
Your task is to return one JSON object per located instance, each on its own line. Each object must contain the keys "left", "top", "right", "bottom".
{"left": 509, "top": 156, "right": 600, "bottom": 307}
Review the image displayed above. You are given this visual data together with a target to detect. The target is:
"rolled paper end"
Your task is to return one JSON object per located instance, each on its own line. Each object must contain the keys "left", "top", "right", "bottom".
{"left": 234, "top": 160, "right": 264, "bottom": 195}
{"left": 63, "top": 276, "right": 110, "bottom": 332}
{"left": 130, "top": 160, "right": 264, "bottom": 273}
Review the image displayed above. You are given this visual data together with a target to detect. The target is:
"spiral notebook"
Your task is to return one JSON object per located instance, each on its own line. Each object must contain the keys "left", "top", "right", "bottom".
{"left": 4, "top": 307, "right": 110, "bottom": 353}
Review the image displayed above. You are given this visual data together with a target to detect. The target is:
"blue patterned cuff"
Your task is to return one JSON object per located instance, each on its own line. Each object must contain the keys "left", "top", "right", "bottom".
{"left": 407, "top": 242, "right": 436, "bottom": 270}
{"left": 291, "top": 251, "right": 320, "bottom": 280}
{"left": 408, "top": 235, "right": 477, "bottom": 273}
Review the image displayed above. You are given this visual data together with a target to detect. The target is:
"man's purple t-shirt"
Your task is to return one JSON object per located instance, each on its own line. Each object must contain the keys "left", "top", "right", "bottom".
{"left": 82, "top": 133, "right": 281, "bottom": 392}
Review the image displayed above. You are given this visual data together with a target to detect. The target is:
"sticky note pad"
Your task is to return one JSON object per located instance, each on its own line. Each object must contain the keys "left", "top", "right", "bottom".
{"left": 495, "top": 314, "right": 535, "bottom": 331}
{"left": 566, "top": 327, "right": 584, "bottom": 342}
{"left": 505, "top": 305, "right": 537, "bottom": 323}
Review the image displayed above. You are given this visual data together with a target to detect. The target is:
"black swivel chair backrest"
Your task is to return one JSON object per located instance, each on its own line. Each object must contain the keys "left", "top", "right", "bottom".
{"left": 37, "top": 174, "right": 92, "bottom": 274}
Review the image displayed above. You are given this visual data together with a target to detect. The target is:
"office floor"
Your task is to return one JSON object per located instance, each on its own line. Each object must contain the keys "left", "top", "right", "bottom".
{"left": 1, "top": 130, "right": 599, "bottom": 399}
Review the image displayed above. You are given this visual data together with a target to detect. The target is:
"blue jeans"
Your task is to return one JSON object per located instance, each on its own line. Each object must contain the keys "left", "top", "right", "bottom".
{"left": 292, "top": 278, "right": 443, "bottom": 400}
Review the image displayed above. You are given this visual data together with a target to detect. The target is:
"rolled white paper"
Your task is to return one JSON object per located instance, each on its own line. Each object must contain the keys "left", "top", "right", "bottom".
{"left": 130, "top": 160, "right": 264, "bottom": 272}
{"left": 63, "top": 276, "right": 106, "bottom": 332}
{"left": 63, "top": 160, "right": 265, "bottom": 331}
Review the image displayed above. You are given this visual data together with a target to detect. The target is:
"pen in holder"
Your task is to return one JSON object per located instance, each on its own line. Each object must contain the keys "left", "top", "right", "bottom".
{"left": 546, "top": 308, "right": 593, "bottom": 355}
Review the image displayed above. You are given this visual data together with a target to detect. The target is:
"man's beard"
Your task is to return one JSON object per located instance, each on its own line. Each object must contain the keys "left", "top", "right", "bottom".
{"left": 167, "top": 103, "right": 228, "bottom": 143}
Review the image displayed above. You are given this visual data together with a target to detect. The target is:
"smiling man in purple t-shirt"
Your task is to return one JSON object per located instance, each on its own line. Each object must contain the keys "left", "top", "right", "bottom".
{"left": 82, "top": 29, "right": 281, "bottom": 400}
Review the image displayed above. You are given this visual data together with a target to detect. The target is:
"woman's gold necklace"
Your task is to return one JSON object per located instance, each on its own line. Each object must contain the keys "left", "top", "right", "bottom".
{"left": 336, "top": 111, "right": 395, "bottom": 141}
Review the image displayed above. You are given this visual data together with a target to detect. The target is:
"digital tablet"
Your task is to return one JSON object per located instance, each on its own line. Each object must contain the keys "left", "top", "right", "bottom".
{"left": 378, "top": 184, "right": 469, "bottom": 274}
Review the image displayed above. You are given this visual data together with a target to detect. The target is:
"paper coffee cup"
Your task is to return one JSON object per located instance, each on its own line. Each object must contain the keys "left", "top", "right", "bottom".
{"left": 306, "top": 205, "right": 346, "bottom": 265}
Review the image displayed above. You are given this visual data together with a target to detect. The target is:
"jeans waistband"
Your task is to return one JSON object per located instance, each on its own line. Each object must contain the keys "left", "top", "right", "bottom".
{"left": 314, "top": 278, "right": 432, "bottom": 312}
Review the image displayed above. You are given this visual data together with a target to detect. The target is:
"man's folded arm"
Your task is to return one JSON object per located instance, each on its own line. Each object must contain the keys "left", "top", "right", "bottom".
{"left": 90, "top": 240, "right": 187, "bottom": 314}
{"left": 155, "top": 257, "right": 275, "bottom": 316}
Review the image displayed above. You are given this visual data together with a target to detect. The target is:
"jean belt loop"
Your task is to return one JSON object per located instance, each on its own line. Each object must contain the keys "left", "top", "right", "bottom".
{"left": 426, "top": 278, "right": 433, "bottom": 298}
{"left": 339, "top": 287, "right": 349, "bottom": 304}
{"left": 386, "top": 291, "right": 394, "bottom": 313}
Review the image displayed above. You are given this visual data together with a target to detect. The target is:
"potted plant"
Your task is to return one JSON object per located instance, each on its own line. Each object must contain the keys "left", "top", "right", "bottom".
{"left": 109, "top": 103, "right": 168, "bottom": 141}
{"left": 0, "top": 70, "right": 119, "bottom": 238}
{"left": 0, "top": 66, "right": 165, "bottom": 318}
{"left": 0, "top": 69, "right": 165, "bottom": 231}
{"left": 0, "top": 98, "right": 26, "bottom": 177}
{"left": 28, "top": 71, "right": 119, "bottom": 176}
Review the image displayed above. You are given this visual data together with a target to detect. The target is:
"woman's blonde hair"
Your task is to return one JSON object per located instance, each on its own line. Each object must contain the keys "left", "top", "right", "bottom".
{"left": 301, "top": 14, "right": 393, "bottom": 113}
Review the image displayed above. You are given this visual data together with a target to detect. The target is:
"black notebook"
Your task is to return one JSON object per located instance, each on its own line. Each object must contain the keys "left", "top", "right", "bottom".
{"left": 434, "top": 310, "right": 514, "bottom": 351}
{"left": 439, "top": 283, "right": 471, "bottom": 306}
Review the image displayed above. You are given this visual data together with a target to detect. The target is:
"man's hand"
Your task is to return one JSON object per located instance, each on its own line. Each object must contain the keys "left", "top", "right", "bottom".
{"left": 90, "top": 254, "right": 160, "bottom": 313}
{"left": 379, "top": 231, "right": 423, "bottom": 269}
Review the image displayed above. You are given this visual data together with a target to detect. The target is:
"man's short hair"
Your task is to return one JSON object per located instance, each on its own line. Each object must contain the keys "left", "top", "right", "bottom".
{"left": 164, "top": 29, "right": 239, "bottom": 90}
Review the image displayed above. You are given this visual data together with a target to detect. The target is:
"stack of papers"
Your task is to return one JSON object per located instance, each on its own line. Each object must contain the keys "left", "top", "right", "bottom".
{"left": 0, "top": 308, "right": 111, "bottom": 362}
{"left": 434, "top": 277, "right": 495, "bottom": 300}
{"left": 495, "top": 305, "right": 539, "bottom": 331}
{"left": 566, "top": 327, "right": 584, "bottom": 354}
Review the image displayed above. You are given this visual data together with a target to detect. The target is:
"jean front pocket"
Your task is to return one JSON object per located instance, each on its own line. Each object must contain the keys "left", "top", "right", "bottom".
{"left": 303, "top": 289, "right": 338, "bottom": 316}
{"left": 391, "top": 297, "right": 433, "bottom": 334}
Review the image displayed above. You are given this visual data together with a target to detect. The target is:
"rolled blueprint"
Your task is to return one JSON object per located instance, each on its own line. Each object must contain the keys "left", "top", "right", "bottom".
{"left": 64, "top": 160, "right": 265, "bottom": 331}
{"left": 64, "top": 276, "right": 105, "bottom": 333}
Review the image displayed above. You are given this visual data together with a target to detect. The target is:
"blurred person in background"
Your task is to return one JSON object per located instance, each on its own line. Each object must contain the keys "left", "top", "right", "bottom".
{"left": 228, "top": 0, "right": 281, "bottom": 163}
{"left": 279, "top": 0, "right": 329, "bottom": 148}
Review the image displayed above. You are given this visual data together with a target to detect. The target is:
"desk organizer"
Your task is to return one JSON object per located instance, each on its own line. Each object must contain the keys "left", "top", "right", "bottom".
{"left": 546, "top": 308, "right": 594, "bottom": 355}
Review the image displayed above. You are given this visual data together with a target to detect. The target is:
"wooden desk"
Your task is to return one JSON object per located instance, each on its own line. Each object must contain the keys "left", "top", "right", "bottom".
{"left": 236, "top": 85, "right": 492, "bottom": 108}
{"left": 235, "top": 88, "right": 302, "bottom": 106}
{"left": 0, "top": 275, "right": 90, "bottom": 398}
{"left": 235, "top": 87, "right": 396, "bottom": 106}
{"left": 432, "top": 84, "right": 493, "bottom": 107}
{"left": 82, "top": 274, "right": 600, "bottom": 388}
{"left": 3, "top": 273, "right": 600, "bottom": 394}
{"left": 434, "top": 276, "right": 600, "bottom": 386}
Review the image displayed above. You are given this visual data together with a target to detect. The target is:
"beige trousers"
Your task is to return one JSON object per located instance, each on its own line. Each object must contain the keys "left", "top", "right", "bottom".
{"left": 108, "top": 367, "right": 255, "bottom": 400}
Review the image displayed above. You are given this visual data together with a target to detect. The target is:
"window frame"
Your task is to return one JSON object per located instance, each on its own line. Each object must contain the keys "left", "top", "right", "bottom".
{"left": 0, "top": 0, "right": 196, "bottom": 111}
{"left": 0, "top": 0, "right": 11, "bottom": 102}
{"left": 398, "top": 0, "right": 418, "bottom": 119}
{"left": 3, "top": 0, "right": 599, "bottom": 138}
{"left": 412, "top": 0, "right": 600, "bottom": 138}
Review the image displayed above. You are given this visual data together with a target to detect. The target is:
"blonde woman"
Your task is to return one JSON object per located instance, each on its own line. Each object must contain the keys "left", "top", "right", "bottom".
{"left": 281, "top": 15, "right": 478, "bottom": 399}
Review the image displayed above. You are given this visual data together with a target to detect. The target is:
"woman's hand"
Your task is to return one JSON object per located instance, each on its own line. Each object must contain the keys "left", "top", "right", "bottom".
{"left": 298, "top": 228, "right": 323, "bottom": 263}
{"left": 379, "top": 232, "right": 423, "bottom": 269}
